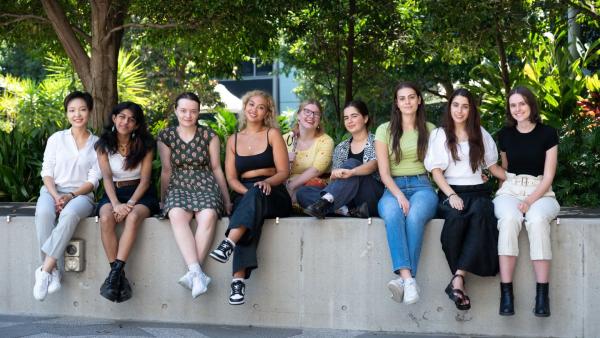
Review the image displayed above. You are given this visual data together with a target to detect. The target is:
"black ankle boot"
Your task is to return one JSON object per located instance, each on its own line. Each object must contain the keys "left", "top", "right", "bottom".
{"left": 499, "top": 282, "right": 515, "bottom": 316}
{"left": 534, "top": 283, "right": 550, "bottom": 317}
{"left": 100, "top": 260, "right": 124, "bottom": 302}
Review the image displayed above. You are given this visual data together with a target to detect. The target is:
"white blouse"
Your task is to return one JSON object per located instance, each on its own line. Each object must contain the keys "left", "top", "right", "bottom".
{"left": 424, "top": 127, "right": 498, "bottom": 185}
{"left": 41, "top": 128, "right": 101, "bottom": 192}
{"left": 108, "top": 152, "right": 141, "bottom": 181}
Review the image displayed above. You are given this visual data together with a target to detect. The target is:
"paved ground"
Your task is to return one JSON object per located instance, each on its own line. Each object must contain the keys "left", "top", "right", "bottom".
{"left": 0, "top": 314, "right": 505, "bottom": 338}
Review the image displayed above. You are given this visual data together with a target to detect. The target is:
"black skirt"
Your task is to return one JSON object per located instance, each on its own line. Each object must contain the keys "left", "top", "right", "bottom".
{"left": 438, "top": 183, "right": 499, "bottom": 277}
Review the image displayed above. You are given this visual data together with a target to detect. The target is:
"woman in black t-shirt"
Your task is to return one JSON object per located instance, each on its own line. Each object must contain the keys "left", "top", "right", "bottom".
{"left": 493, "top": 86, "right": 560, "bottom": 317}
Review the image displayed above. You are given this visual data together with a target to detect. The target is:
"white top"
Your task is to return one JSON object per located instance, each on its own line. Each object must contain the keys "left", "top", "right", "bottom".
{"left": 424, "top": 127, "right": 498, "bottom": 185}
{"left": 108, "top": 152, "right": 141, "bottom": 181}
{"left": 41, "top": 129, "right": 101, "bottom": 191}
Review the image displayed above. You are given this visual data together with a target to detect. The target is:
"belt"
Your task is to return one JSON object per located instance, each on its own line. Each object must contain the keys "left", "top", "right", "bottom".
{"left": 114, "top": 179, "right": 140, "bottom": 188}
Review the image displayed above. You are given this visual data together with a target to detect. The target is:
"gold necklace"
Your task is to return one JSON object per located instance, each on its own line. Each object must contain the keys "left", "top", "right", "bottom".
{"left": 118, "top": 143, "right": 129, "bottom": 155}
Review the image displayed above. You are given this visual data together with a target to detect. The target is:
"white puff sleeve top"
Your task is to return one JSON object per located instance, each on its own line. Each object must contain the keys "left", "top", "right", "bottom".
{"left": 424, "top": 127, "right": 498, "bottom": 185}
{"left": 41, "top": 128, "right": 101, "bottom": 192}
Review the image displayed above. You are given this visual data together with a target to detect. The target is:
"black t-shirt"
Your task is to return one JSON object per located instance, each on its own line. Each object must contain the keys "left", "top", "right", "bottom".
{"left": 347, "top": 147, "right": 364, "bottom": 162}
{"left": 498, "top": 124, "right": 559, "bottom": 176}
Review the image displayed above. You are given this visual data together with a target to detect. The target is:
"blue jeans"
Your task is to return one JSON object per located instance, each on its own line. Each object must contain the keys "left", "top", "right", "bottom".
{"left": 378, "top": 174, "right": 438, "bottom": 277}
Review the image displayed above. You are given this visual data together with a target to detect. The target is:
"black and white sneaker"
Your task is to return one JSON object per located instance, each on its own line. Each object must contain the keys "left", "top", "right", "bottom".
{"left": 229, "top": 279, "right": 245, "bottom": 305}
{"left": 210, "top": 239, "right": 234, "bottom": 263}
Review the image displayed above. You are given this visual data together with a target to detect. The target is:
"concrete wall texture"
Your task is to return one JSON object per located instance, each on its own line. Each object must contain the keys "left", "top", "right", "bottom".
{"left": 1, "top": 216, "right": 598, "bottom": 337}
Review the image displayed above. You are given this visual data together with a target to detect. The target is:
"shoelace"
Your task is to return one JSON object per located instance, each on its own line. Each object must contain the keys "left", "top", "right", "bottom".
{"left": 231, "top": 281, "right": 244, "bottom": 294}
{"left": 218, "top": 241, "right": 232, "bottom": 253}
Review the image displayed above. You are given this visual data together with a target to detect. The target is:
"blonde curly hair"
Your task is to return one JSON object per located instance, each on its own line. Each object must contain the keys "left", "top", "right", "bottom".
{"left": 238, "top": 90, "right": 279, "bottom": 130}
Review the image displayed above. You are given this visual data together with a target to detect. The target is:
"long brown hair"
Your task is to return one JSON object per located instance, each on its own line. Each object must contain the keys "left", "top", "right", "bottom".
{"left": 442, "top": 89, "right": 484, "bottom": 173}
{"left": 389, "top": 81, "right": 429, "bottom": 163}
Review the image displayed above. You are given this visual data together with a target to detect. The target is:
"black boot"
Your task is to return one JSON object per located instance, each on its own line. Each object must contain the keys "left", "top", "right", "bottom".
{"left": 534, "top": 283, "right": 550, "bottom": 317}
{"left": 499, "top": 282, "right": 514, "bottom": 316}
{"left": 100, "top": 260, "right": 124, "bottom": 302}
{"left": 117, "top": 270, "right": 133, "bottom": 303}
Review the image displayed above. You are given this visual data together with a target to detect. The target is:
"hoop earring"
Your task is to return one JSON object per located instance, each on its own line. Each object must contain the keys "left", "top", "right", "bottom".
{"left": 111, "top": 125, "right": 115, "bottom": 132}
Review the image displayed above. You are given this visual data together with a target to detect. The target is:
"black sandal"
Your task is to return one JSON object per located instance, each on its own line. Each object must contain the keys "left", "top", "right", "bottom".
{"left": 445, "top": 274, "right": 471, "bottom": 310}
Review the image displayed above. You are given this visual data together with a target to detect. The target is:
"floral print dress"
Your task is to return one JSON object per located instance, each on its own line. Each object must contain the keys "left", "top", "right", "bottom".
{"left": 157, "top": 126, "right": 224, "bottom": 216}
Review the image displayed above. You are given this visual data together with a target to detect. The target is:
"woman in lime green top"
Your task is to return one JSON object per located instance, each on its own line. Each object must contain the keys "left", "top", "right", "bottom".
{"left": 375, "top": 81, "right": 438, "bottom": 305}
{"left": 284, "top": 99, "right": 334, "bottom": 204}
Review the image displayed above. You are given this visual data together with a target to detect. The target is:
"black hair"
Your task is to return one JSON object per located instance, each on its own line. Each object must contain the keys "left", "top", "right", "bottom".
{"left": 95, "top": 101, "right": 155, "bottom": 170}
{"left": 344, "top": 100, "right": 371, "bottom": 128}
{"left": 63, "top": 91, "right": 93, "bottom": 112}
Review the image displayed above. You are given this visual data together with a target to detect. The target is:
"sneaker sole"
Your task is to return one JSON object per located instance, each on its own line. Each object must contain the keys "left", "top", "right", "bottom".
{"left": 209, "top": 252, "right": 229, "bottom": 263}
{"left": 229, "top": 299, "right": 245, "bottom": 305}
{"left": 387, "top": 282, "right": 404, "bottom": 303}
{"left": 178, "top": 277, "right": 192, "bottom": 290}
{"left": 403, "top": 295, "right": 420, "bottom": 305}
{"left": 302, "top": 208, "right": 325, "bottom": 219}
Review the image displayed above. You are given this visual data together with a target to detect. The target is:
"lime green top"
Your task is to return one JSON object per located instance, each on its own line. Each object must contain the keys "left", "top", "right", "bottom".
{"left": 375, "top": 121, "right": 436, "bottom": 176}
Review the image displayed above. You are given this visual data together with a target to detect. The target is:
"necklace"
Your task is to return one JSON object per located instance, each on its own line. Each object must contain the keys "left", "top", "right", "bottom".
{"left": 118, "top": 143, "right": 129, "bottom": 155}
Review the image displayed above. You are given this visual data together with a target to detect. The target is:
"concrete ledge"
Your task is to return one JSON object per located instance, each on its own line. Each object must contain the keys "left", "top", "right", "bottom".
{"left": 1, "top": 216, "right": 599, "bottom": 337}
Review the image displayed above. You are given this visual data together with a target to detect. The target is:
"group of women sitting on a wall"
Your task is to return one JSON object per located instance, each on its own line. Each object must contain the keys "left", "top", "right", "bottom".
{"left": 32, "top": 82, "right": 559, "bottom": 318}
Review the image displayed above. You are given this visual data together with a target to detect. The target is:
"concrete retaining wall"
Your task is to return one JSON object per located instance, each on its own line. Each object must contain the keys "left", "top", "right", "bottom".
{"left": 1, "top": 216, "right": 598, "bottom": 337}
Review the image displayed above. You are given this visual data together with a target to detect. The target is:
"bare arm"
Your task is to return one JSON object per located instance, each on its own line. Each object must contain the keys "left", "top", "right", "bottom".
{"left": 225, "top": 135, "right": 248, "bottom": 195}
{"left": 431, "top": 168, "right": 463, "bottom": 210}
{"left": 287, "top": 167, "right": 321, "bottom": 191}
{"left": 209, "top": 136, "right": 232, "bottom": 214}
{"left": 263, "top": 128, "right": 290, "bottom": 187}
{"left": 524, "top": 145, "right": 558, "bottom": 206}
{"left": 375, "top": 140, "right": 410, "bottom": 215}
{"left": 128, "top": 150, "right": 154, "bottom": 204}
{"left": 331, "top": 160, "right": 377, "bottom": 179}
{"left": 157, "top": 141, "right": 172, "bottom": 204}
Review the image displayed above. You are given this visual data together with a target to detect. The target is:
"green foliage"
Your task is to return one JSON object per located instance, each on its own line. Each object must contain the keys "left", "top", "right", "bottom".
{"left": 554, "top": 114, "right": 600, "bottom": 207}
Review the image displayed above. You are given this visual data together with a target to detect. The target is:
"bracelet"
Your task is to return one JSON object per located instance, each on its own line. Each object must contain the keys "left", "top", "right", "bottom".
{"left": 68, "top": 192, "right": 76, "bottom": 198}
{"left": 443, "top": 193, "right": 457, "bottom": 204}
{"left": 126, "top": 200, "right": 136, "bottom": 206}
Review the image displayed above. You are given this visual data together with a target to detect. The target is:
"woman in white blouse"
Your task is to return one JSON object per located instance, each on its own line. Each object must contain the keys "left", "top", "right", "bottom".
{"left": 424, "top": 88, "right": 505, "bottom": 310}
{"left": 94, "top": 101, "right": 158, "bottom": 303}
{"left": 34, "top": 91, "right": 101, "bottom": 301}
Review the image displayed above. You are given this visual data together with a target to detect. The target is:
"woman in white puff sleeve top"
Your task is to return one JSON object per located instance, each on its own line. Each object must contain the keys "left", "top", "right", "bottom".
{"left": 33, "top": 91, "right": 101, "bottom": 302}
{"left": 424, "top": 88, "right": 506, "bottom": 311}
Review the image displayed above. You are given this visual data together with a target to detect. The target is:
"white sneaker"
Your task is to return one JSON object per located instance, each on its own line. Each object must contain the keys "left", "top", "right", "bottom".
{"left": 387, "top": 278, "right": 404, "bottom": 303}
{"left": 33, "top": 266, "right": 51, "bottom": 301}
{"left": 191, "top": 272, "right": 211, "bottom": 298}
{"left": 403, "top": 278, "right": 420, "bottom": 304}
{"left": 177, "top": 271, "right": 194, "bottom": 291}
{"left": 48, "top": 268, "right": 61, "bottom": 294}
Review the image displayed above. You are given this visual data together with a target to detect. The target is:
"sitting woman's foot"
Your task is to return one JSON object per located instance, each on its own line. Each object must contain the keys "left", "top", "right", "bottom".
{"left": 444, "top": 274, "right": 470, "bottom": 310}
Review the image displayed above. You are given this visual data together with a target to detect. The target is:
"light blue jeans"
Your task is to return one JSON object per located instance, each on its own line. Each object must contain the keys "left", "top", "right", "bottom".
{"left": 378, "top": 174, "right": 438, "bottom": 277}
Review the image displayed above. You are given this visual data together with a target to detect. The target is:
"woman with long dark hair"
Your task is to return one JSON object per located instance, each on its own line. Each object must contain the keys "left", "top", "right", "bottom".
{"left": 95, "top": 101, "right": 158, "bottom": 302}
{"left": 209, "top": 90, "right": 291, "bottom": 305}
{"left": 299, "top": 100, "right": 383, "bottom": 218}
{"left": 34, "top": 91, "right": 101, "bottom": 301}
{"left": 425, "top": 88, "right": 506, "bottom": 310}
{"left": 375, "top": 82, "right": 438, "bottom": 305}
{"left": 158, "top": 92, "right": 231, "bottom": 299}
{"left": 494, "top": 86, "right": 559, "bottom": 317}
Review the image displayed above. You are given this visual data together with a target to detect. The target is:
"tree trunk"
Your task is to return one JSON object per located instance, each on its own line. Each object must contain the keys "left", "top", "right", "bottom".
{"left": 90, "top": 0, "right": 127, "bottom": 130}
{"left": 568, "top": 7, "right": 581, "bottom": 59}
{"left": 344, "top": 0, "right": 356, "bottom": 107}
{"left": 494, "top": 20, "right": 511, "bottom": 98}
{"left": 42, "top": 0, "right": 127, "bottom": 131}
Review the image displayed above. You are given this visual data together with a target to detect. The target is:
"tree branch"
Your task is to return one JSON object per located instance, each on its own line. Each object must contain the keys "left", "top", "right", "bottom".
{"left": 424, "top": 88, "right": 447, "bottom": 99}
{"left": 0, "top": 13, "right": 91, "bottom": 43}
{"left": 566, "top": 0, "right": 600, "bottom": 21}
{"left": 105, "top": 22, "right": 190, "bottom": 37}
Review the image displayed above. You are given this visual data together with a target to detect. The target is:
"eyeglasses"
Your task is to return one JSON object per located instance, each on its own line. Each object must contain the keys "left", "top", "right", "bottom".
{"left": 301, "top": 108, "right": 321, "bottom": 118}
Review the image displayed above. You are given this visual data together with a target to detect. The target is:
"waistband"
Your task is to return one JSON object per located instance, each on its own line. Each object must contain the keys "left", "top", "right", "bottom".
{"left": 392, "top": 173, "right": 429, "bottom": 180}
{"left": 505, "top": 173, "right": 542, "bottom": 186}
{"left": 114, "top": 179, "right": 141, "bottom": 188}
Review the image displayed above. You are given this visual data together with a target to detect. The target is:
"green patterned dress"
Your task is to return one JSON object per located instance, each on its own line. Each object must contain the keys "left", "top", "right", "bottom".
{"left": 158, "top": 126, "right": 224, "bottom": 216}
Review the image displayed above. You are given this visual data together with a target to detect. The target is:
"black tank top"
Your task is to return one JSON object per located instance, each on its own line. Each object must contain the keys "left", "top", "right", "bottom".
{"left": 234, "top": 128, "right": 276, "bottom": 176}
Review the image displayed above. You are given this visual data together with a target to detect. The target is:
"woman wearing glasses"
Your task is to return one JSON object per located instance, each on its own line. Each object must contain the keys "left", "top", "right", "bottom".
{"left": 283, "top": 100, "right": 334, "bottom": 204}
{"left": 298, "top": 100, "right": 383, "bottom": 219}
